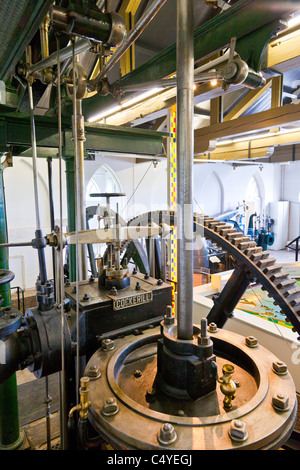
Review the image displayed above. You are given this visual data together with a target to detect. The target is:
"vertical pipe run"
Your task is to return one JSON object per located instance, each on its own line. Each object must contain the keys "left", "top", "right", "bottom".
{"left": 176, "top": 0, "right": 194, "bottom": 340}
{"left": 47, "top": 157, "right": 56, "bottom": 295}
{"left": 75, "top": 99, "right": 87, "bottom": 280}
{"left": 56, "top": 34, "right": 68, "bottom": 450}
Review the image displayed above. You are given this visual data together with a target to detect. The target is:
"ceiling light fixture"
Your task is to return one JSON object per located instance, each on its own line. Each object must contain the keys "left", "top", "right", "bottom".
{"left": 215, "top": 126, "right": 300, "bottom": 146}
{"left": 210, "top": 79, "right": 218, "bottom": 87}
{"left": 288, "top": 12, "right": 300, "bottom": 28}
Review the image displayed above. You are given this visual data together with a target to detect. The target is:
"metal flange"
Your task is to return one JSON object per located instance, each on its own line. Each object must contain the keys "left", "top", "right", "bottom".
{"left": 84, "top": 327, "right": 297, "bottom": 450}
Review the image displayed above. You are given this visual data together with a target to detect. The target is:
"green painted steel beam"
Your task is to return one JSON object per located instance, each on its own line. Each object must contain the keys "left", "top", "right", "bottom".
{"left": 82, "top": 0, "right": 300, "bottom": 121}
{"left": 0, "top": 113, "right": 166, "bottom": 157}
{"left": 64, "top": 156, "right": 76, "bottom": 282}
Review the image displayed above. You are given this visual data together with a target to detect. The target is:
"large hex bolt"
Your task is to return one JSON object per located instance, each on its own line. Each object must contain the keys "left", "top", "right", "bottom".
{"left": 157, "top": 423, "right": 177, "bottom": 445}
{"left": 229, "top": 420, "right": 248, "bottom": 442}
{"left": 102, "top": 397, "right": 119, "bottom": 416}
{"left": 245, "top": 336, "right": 258, "bottom": 348}
{"left": 102, "top": 338, "right": 115, "bottom": 351}
{"left": 272, "top": 361, "right": 288, "bottom": 376}
{"left": 272, "top": 393, "right": 290, "bottom": 412}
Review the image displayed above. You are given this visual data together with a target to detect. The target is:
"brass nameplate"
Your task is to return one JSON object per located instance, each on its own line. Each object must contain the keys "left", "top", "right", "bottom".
{"left": 113, "top": 291, "right": 153, "bottom": 311}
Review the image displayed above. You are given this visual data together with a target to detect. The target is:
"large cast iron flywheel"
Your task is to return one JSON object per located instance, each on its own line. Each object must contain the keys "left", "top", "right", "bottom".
{"left": 126, "top": 210, "right": 300, "bottom": 338}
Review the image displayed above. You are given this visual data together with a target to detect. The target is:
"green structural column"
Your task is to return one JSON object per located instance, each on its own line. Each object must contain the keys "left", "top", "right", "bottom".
{"left": 0, "top": 167, "right": 23, "bottom": 449}
{"left": 64, "top": 155, "right": 76, "bottom": 282}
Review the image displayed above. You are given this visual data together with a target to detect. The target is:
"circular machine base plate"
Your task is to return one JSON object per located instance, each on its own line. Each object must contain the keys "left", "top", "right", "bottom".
{"left": 85, "top": 327, "right": 297, "bottom": 450}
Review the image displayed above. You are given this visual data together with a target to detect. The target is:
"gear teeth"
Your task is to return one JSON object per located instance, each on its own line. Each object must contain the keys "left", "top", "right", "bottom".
{"left": 244, "top": 246, "right": 260, "bottom": 256}
{"left": 276, "top": 278, "right": 297, "bottom": 289}
{"left": 289, "top": 297, "right": 300, "bottom": 307}
{"left": 214, "top": 223, "right": 229, "bottom": 232}
{"left": 231, "top": 237, "right": 245, "bottom": 246}
{"left": 256, "top": 257, "right": 276, "bottom": 268}
{"left": 238, "top": 241, "right": 251, "bottom": 250}
{"left": 204, "top": 218, "right": 216, "bottom": 226}
{"left": 219, "top": 228, "right": 237, "bottom": 237}
{"left": 267, "top": 271, "right": 289, "bottom": 282}
{"left": 225, "top": 232, "right": 242, "bottom": 241}
{"left": 262, "top": 264, "right": 283, "bottom": 275}
{"left": 283, "top": 287, "right": 300, "bottom": 298}
{"left": 130, "top": 211, "right": 300, "bottom": 336}
{"left": 207, "top": 220, "right": 221, "bottom": 228}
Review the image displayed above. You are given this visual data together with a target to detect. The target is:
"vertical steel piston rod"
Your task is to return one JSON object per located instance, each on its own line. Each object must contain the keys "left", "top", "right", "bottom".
{"left": 176, "top": 0, "right": 195, "bottom": 340}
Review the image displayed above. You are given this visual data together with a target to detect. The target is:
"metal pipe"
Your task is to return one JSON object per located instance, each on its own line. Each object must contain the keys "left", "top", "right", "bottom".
{"left": 0, "top": 242, "right": 33, "bottom": 248}
{"left": 46, "top": 155, "right": 55, "bottom": 450}
{"left": 47, "top": 157, "right": 56, "bottom": 295}
{"left": 75, "top": 99, "right": 88, "bottom": 280}
{"left": 176, "top": 0, "right": 194, "bottom": 340}
{"left": 56, "top": 34, "right": 68, "bottom": 451}
{"left": 29, "top": 38, "right": 91, "bottom": 75}
{"left": 72, "top": 40, "right": 81, "bottom": 408}
{"left": 92, "top": 0, "right": 167, "bottom": 85}
{"left": 120, "top": 71, "right": 222, "bottom": 93}
{"left": 28, "top": 83, "right": 42, "bottom": 231}
{"left": 28, "top": 81, "right": 48, "bottom": 285}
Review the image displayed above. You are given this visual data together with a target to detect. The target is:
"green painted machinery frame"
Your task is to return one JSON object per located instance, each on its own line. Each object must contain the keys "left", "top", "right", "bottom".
{"left": 82, "top": 0, "right": 300, "bottom": 121}
{"left": 0, "top": 113, "right": 166, "bottom": 158}
{"left": 0, "top": 168, "right": 23, "bottom": 449}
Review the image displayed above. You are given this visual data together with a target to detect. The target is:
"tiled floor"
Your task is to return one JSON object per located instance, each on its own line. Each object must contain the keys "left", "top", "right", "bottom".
{"left": 270, "top": 248, "right": 298, "bottom": 264}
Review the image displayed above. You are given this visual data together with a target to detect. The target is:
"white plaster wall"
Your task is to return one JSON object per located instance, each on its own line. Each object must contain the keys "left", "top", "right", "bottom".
{"left": 193, "top": 162, "right": 275, "bottom": 217}
{"left": 3, "top": 154, "right": 168, "bottom": 290}
{"left": 280, "top": 161, "right": 300, "bottom": 242}
{"left": 4, "top": 157, "right": 68, "bottom": 290}
{"left": 85, "top": 155, "right": 168, "bottom": 221}
{"left": 5, "top": 153, "right": 299, "bottom": 290}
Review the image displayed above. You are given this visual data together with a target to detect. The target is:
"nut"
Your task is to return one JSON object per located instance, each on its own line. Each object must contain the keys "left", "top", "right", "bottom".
{"left": 87, "top": 365, "right": 101, "bottom": 379}
{"left": 208, "top": 322, "right": 218, "bottom": 333}
{"left": 102, "top": 339, "right": 115, "bottom": 351}
{"left": 245, "top": 336, "right": 258, "bottom": 348}
{"left": 82, "top": 293, "right": 90, "bottom": 301}
{"left": 102, "top": 397, "right": 119, "bottom": 416}
{"left": 272, "top": 393, "right": 290, "bottom": 411}
{"left": 197, "top": 334, "right": 211, "bottom": 346}
{"left": 157, "top": 423, "right": 177, "bottom": 445}
{"left": 272, "top": 361, "right": 288, "bottom": 375}
{"left": 229, "top": 420, "right": 248, "bottom": 442}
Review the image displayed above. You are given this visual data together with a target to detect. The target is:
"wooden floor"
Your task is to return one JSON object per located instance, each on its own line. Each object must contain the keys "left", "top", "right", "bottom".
{"left": 16, "top": 371, "right": 61, "bottom": 450}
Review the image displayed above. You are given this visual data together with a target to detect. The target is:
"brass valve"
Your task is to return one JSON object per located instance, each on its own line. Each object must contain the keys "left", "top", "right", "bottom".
{"left": 217, "top": 364, "right": 237, "bottom": 411}
{"left": 69, "top": 377, "right": 91, "bottom": 420}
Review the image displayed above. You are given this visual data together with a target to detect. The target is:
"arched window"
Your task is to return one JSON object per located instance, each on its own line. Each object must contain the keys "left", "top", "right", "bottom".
{"left": 86, "top": 164, "right": 122, "bottom": 207}
{"left": 85, "top": 165, "right": 124, "bottom": 268}
{"left": 245, "top": 176, "right": 261, "bottom": 215}
{"left": 196, "top": 171, "right": 223, "bottom": 216}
